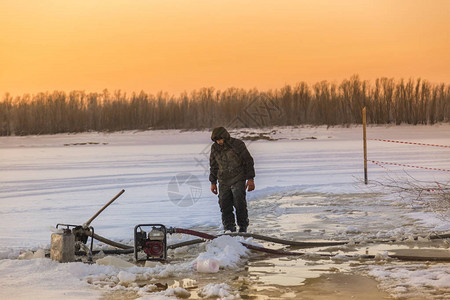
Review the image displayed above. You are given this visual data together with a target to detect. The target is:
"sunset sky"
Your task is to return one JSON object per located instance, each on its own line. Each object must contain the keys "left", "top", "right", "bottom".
{"left": 1, "top": 0, "right": 449, "bottom": 97}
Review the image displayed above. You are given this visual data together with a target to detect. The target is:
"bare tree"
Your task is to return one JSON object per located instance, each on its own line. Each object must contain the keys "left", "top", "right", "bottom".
{"left": 1, "top": 76, "right": 449, "bottom": 135}
{"left": 371, "top": 173, "right": 450, "bottom": 222}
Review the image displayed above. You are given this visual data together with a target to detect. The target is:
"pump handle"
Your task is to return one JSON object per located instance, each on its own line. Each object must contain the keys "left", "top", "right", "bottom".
{"left": 83, "top": 189, "right": 125, "bottom": 228}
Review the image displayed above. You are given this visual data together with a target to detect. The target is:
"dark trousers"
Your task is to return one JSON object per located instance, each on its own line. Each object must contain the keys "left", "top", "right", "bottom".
{"left": 218, "top": 180, "right": 249, "bottom": 230}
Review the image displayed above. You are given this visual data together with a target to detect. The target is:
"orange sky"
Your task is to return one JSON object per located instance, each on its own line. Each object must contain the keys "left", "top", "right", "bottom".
{"left": 1, "top": 0, "right": 449, "bottom": 97}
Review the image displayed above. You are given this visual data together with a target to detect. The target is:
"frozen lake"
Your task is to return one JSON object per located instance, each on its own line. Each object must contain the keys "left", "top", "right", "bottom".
{"left": 0, "top": 125, "right": 449, "bottom": 299}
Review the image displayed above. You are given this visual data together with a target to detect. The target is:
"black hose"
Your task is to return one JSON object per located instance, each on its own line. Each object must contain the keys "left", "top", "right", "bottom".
{"left": 88, "top": 228, "right": 450, "bottom": 251}
{"left": 173, "top": 227, "right": 308, "bottom": 257}
{"left": 87, "top": 230, "right": 205, "bottom": 251}
{"left": 75, "top": 248, "right": 134, "bottom": 256}
{"left": 168, "top": 232, "right": 450, "bottom": 250}
{"left": 222, "top": 232, "right": 348, "bottom": 247}
{"left": 167, "top": 238, "right": 205, "bottom": 249}
{"left": 89, "top": 232, "right": 133, "bottom": 249}
{"left": 430, "top": 232, "right": 450, "bottom": 240}
{"left": 85, "top": 229, "right": 450, "bottom": 262}
{"left": 172, "top": 228, "right": 450, "bottom": 262}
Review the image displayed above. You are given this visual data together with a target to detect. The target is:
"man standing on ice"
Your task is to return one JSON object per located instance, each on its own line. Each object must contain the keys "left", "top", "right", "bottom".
{"left": 209, "top": 127, "right": 255, "bottom": 233}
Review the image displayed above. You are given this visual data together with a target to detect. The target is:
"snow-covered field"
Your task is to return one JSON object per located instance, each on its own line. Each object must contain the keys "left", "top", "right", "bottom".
{"left": 1, "top": 125, "right": 449, "bottom": 299}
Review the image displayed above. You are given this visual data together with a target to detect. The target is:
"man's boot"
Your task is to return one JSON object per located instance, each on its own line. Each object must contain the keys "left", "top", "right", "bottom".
{"left": 224, "top": 225, "right": 236, "bottom": 232}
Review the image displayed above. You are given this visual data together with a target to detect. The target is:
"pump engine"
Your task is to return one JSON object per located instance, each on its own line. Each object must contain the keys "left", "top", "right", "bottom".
{"left": 134, "top": 224, "right": 167, "bottom": 261}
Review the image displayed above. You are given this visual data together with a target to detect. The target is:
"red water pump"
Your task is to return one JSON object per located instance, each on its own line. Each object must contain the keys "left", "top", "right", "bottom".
{"left": 134, "top": 224, "right": 167, "bottom": 261}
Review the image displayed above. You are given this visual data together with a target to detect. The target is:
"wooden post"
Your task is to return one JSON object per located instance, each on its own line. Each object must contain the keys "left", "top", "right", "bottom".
{"left": 362, "top": 107, "right": 368, "bottom": 184}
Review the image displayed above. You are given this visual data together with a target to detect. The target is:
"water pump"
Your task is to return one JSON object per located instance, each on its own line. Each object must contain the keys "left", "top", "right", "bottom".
{"left": 134, "top": 224, "right": 168, "bottom": 261}
{"left": 52, "top": 190, "right": 125, "bottom": 263}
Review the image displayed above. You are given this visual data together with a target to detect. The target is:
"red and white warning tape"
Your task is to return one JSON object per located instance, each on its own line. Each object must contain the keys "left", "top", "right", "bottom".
{"left": 428, "top": 182, "right": 450, "bottom": 192}
{"left": 370, "top": 160, "right": 450, "bottom": 173}
{"left": 369, "top": 139, "right": 450, "bottom": 148}
{"left": 371, "top": 160, "right": 389, "bottom": 170}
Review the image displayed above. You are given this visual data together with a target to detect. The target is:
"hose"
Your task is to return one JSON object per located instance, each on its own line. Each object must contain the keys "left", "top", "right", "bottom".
{"left": 86, "top": 230, "right": 206, "bottom": 251}
{"left": 222, "top": 232, "right": 348, "bottom": 247}
{"left": 88, "top": 228, "right": 450, "bottom": 251}
{"left": 172, "top": 227, "right": 314, "bottom": 257}
{"left": 172, "top": 228, "right": 450, "bottom": 262}
{"left": 85, "top": 229, "right": 450, "bottom": 262}
{"left": 76, "top": 249, "right": 134, "bottom": 256}
{"left": 171, "top": 228, "right": 216, "bottom": 240}
{"left": 87, "top": 231, "right": 132, "bottom": 249}
{"left": 430, "top": 232, "right": 450, "bottom": 240}
{"left": 170, "top": 228, "right": 348, "bottom": 249}
{"left": 222, "top": 232, "right": 450, "bottom": 248}
{"left": 167, "top": 238, "right": 205, "bottom": 249}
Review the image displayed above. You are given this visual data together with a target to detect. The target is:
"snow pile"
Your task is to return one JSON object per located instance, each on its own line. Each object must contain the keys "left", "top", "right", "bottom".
{"left": 0, "top": 258, "right": 110, "bottom": 299}
{"left": 0, "top": 235, "right": 251, "bottom": 299}
{"left": 367, "top": 264, "right": 450, "bottom": 299}
{"left": 195, "top": 235, "right": 250, "bottom": 270}
{"left": 18, "top": 249, "right": 46, "bottom": 260}
{"left": 198, "top": 283, "right": 237, "bottom": 299}
{"left": 85, "top": 236, "right": 249, "bottom": 297}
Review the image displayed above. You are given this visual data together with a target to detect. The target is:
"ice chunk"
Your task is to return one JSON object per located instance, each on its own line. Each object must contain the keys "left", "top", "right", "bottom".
{"left": 345, "top": 226, "right": 360, "bottom": 233}
{"left": 144, "top": 260, "right": 162, "bottom": 268}
{"left": 164, "top": 287, "right": 190, "bottom": 298}
{"left": 198, "top": 283, "right": 234, "bottom": 298}
{"left": 374, "top": 251, "right": 389, "bottom": 261}
{"left": 117, "top": 270, "right": 136, "bottom": 283}
{"left": 33, "top": 249, "right": 46, "bottom": 259}
{"left": 96, "top": 256, "right": 135, "bottom": 268}
{"left": 18, "top": 251, "right": 34, "bottom": 260}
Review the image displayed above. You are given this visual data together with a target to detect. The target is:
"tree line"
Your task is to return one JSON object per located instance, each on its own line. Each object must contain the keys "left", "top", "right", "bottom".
{"left": 0, "top": 75, "right": 449, "bottom": 136}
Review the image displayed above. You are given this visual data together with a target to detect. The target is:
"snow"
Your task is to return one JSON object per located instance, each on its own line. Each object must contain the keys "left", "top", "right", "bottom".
{"left": 117, "top": 270, "right": 137, "bottom": 283}
{"left": 368, "top": 264, "right": 450, "bottom": 298}
{"left": 96, "top": 256, "right": 135, "bottom": 268}
{"left": 195, "top": 235, "right": 249, "bottom": 270}
{"left": 0, "top": 258, "right": 107, "bottom": 299}
{"left": 1, "top": 124, "right": 449, "bottom": 299}
{"left": 198, "top": 283, "right": 236, "bottom": 299}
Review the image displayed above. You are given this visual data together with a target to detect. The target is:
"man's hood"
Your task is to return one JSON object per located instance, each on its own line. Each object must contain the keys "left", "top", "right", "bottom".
{"left": 211, "top": 127, "right": 231, "bottom": 141}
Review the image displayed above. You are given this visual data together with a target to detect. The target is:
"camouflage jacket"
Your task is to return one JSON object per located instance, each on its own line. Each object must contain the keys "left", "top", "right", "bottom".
{"left": 209, "top": 137, "right": 255, "bottom": 185}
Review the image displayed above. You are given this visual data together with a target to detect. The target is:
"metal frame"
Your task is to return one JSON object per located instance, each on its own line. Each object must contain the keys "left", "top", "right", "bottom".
{"left": 134, "top": 224, "right": 167, "bottom": 261}
{"left": 56, "top": 223, "right": 95, "bottom": 253}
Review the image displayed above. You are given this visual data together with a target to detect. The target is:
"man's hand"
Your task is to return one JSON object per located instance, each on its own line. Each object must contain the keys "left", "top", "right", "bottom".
{"left": 246, "top": 179, "right": 255, "bottom": 192}
{"left": 211, "top": 183, "right": 218, "bottom": 195}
